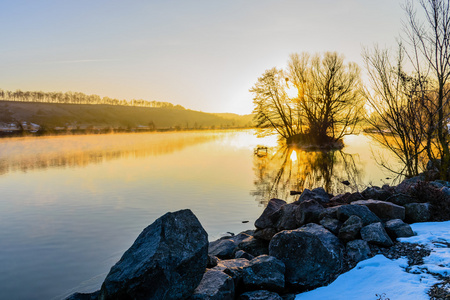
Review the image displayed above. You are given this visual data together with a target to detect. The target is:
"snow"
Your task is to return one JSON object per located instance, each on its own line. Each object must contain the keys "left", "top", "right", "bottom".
{"left": 296, "top": 221, "right": 450, "bottom": 300}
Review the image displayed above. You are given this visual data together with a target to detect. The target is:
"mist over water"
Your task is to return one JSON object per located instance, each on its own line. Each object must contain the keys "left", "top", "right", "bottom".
{"left": 0, "top": 130, "right": 400, "bottom": 299}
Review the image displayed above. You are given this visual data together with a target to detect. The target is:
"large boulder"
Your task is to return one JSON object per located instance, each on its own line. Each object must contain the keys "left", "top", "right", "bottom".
{"left": 361, "top": 186, "right": 392, "bottom": 201}
{"left": 209, "top": 232, "right": 253, "bottom": 259}
{"left": 319, "top": 218, "right": 342, "bottom": 235}
{"left": 404, "top": 203, "right": 431, "bottom": 222}
{"left": 242, "top": 255, "right": 285, "bottom": 292}
{"left": 269, "top": 224, "right": 343, "bottom": 290}
{"left": 361, "top": 222, "right": 393, "bottom": 247}
{"left": 351, "top": 200, "right": 405, "bottom": 221}
{"left": 336, "top": 204, "right": 381, "bottom": 226}
{"left": 239, "top": 290, "right": 283, "bottom": 300}
{"left": 238, "top": 237, "right": 269, "bottom": 257}
{"left": 190, "top": 270, "right": 234, "bottom": 300}
{"left": 275, "top": 203, "right": 301, "bottom": 231}
{"left": 213, "top": 258, "right": 250, "bottom": 292}
{"left": 297, "top": 187, "right": 330, "bottom": 204}
{"left": 253, "top": 228, "right": 277, "bottom": 241}
{"left": 98, "top": 209, "right": 208, "bottom": 300}
{"left": 254, "top": 199, "right": 286, "bottom": 229}
{"left": 385, "top": 219, "right": 414, "bottom": 238}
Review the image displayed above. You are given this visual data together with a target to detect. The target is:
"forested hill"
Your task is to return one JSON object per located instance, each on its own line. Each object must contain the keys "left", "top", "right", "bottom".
{"left": 0, "top": 101, "right": 253, "bottom": 130}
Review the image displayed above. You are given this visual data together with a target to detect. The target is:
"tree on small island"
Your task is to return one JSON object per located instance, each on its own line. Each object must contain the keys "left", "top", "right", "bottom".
{"left": 251, "top": 52, "right": 365, "bottom": 148}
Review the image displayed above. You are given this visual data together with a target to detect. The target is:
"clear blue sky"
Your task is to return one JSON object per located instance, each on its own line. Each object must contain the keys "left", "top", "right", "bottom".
{"left": 0, "top": 0, "right": 404, "bottom": 114}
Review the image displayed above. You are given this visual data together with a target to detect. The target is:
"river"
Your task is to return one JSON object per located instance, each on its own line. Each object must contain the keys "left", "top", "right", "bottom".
{"left": 0, "top": 130, "right": 401, "bottom": 299}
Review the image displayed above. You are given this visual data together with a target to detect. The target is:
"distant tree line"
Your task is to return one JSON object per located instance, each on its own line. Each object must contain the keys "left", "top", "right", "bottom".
{"left": 0, "top": 88, "right": 185, "bottom": 109}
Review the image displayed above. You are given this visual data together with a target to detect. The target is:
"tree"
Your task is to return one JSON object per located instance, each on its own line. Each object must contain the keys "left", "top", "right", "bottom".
{"left": 251, "top": 52, "right": 364, "bottom": 146}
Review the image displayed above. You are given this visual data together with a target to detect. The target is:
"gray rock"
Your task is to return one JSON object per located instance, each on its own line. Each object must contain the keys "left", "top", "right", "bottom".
{"left": 207, "top": 255, "right": 219, "bottom": 268}
{"left": 388, "top": 193, "right": 415, "bottom": 206}
{"left": 98, "top": 209, "right": 208, "bottom": 300}
{"left": 238, "top": 236, "right": 269, "bottom": 257}
{"left": 319, "top": 206, "right": 340, "bottom": 219}
{"left": 239, "top": 290, "right": 283, "bottom": 300}
{"left": 361, "top": 222, "right": 393, "bottom": 247}
{"left": 297, "top": 199, "right": 325, "bottom": 225}
{"left": 242, "top": 255, "right": 285, "bottom": 291}
{"left": 297, "top": 187, "right": 330, "bottom": 203}
{"left": 213, "top": 258, "right": 250, "bottom": 289}
{"left": 337, "top": 204, "right": 381, "bottom": 226}
{"left": 346, "top": 240, "right": 371, "bottom": 263}
{"left": 255, "top": 198, "right": 286, "bottom": 229}
{"left": 351, "top": 199, "right": 405, "bottom": 221}
{"left": 275, "top": 203, "right": 301, "bottom": 231}
{"left": 65, "top": 291, "right": 100, "bottom": 300}
{"left": 234, "top": 250, "right": 254, "bottom": 260}
{"left": 209, "top": 239, "right": 237, "bottom": 259}
{"left": 319, "top": 217, "right": 342, "bottom": 235}
{"left": 361, "top": 186, "right": 392, "bottom": 201}
{"left": 190, "top": 270, "right": 234, "bottom": 300}
{"left": 385, "top": 219, "right": 415, "bottom": 238}
{"left": 404, "top": 203, "right": 431, "bottom": 222}
{"left": 338, "top": 215, "right": 362, "bottom": 242}
{"left": 253, "top": 228, "right": 277, "bottom": 241}
{"left": 269, "top": 224, "right": 343, "bottom": 290}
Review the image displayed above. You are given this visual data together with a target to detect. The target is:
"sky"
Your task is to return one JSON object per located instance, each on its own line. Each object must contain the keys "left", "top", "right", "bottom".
{"left": 0, "top": 0, "right": 405, "bottom": 114}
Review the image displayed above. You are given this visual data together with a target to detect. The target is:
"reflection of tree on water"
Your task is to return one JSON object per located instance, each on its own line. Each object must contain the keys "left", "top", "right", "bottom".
{"left": 251, "top": 143, "right": 364, "bottom": 206}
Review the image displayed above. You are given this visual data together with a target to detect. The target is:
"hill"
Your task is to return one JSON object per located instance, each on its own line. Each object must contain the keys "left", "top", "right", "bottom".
{"left": 0, "top": 101, "right": 254, "bottom": 131}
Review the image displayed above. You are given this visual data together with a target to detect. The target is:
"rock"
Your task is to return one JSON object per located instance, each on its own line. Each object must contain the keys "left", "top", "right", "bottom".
{"left": 209, "top": 239, "right": 237, "bottom": 259}
{"left": 269, "top": 224, "right": 343, "bottom": 290}
{"left": 190, "top": 270, "right": 234, "bottom": 300}
{"left": 239, "top": 290, "right": 283, "bottom": 300}
{"left": 385, "top": 219, "right": 415, "bottom": 238}
{"left": 255, "top": 198, "right": 286, "bottom": 229}
{"left": 242, "top": 255, "right": 285, "bottom": 291}
{"left": 388, "top": 193, "right": 415, "bottom": 206}
{"left": 213, "top": 258, "right": 250, "bottom": 290}
{"left": 296, "top": 199, "right": 325, "bottom": 225}
{"left": 336, "top": 204, "right": 381, "bottom": 226}
{"left": 297, "top": 187, "right": 330, "bottom": 203}
{"left": 98, "top": 209, "right": 208, "bottom": 300}
{"left": 235, "top": 250, "right": 254, "bottom": 261}
{"left": 275, "top": 203, "right": 301, "bottom": 231}
{"left": 253, "top": 228, "right": 277, "bottom": 241}
{"left": 346, "top": 240, "right": 371, "bottom": 263}
{"left": 280, "top": 294, "right": 296, "bottom": 300}
{"left": 361, "top": 222, "right": 393, "bottom": 247}
{"left": 361, "top": 186, "right": 392, "bottom": 201}
{"left": 319, "top": 217, "right": 342, "bottom": 235}
{"left": 238, "top": 237, "right": 269, "bottom": 257}
{"left": 319, "top": 206, "right": 340, "bottom": 219}
{"left": 404, "top": 203, "right": 431, "bottom": 222}
{"left": 351, "top": 199, "right": 405, "bottom": 221}
{"left": 207, "top": 255, "right": 219, "bottom": 268}
{"left": 338, "top": 215, "right": 363, "bottom": 242}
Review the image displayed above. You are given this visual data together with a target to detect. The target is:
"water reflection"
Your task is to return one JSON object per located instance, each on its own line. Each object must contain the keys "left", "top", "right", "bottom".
{"left": 0, "top": 132, "right": 221, "bottom": 175}
{"left": 251, "top": 143, "right": 365, "bottom": 205}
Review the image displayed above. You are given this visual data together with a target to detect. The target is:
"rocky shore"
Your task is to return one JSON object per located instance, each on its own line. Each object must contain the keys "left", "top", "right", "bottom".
{"left": 67, "top": 176, "right": 450, "bottom": 300}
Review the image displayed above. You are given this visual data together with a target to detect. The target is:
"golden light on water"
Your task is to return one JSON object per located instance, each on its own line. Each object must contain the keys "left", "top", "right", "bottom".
{"left": 290, "top": 149, "right": 298, "bottom": 162}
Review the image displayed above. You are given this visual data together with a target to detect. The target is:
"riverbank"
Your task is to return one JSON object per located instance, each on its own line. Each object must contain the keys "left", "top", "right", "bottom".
{"left": 67, "top": 176, "right": 450, "bottom": 299}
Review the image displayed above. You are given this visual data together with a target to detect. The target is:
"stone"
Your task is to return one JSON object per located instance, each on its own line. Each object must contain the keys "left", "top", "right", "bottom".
{"left": 65, "top": 291, "right": 100, "bottom": 300}
{"left": 213, "top": 258, "right": 250, "bottom": 290}
{"left": 255, "top": 198, "right": 286, "bottom": 229}
{"left": 269, "top": 224, "right": 343, "bottom": 290}
{"left": 242, "top": 255, "right": 285, "bottom": 291}
{"left": 209, "top": 239, "right": 237, "bottom": 259}
{"left": 239, "top": 290, "right": 283, "bottom": 300}
{"left": 361, "top": 222, "right": 393, "bottom": 247}
{"left": 235, "top": 250, "right": 254, "bottom": 260}
{"left": 297, "top": 187, "right": 330, "bottom": 204}
{"left": 207, "top": 255, "right": 219, "bottom": 268}
{"left": 190, "top": 270, "right": 234, "bottom": 300}
{"left": 336, "top": 204, "right": 381, "bottom": 226}
{"left": 361, "top": 186, "right": 392, "bottom": 201}
{"left": 404, "top": 203, "right": 431, "bottom": 222}
{"left": 338, "top": 215, "right": 363, "bottom": 242}
{"left": 388, "top": 193, "right": 415, "bottom": 206}
{"left": 275, "top": 203, "right": 301, "bottom": 231}
{"left": 98, "top": 209, "right": 208, "bottom": 300}
{"left": 319, "top": 217, "right": 342, "bottom": 235}
{"left": 253, "top": 228, "right": 277, "bottom": 241}
{"left": 319, "top": 206, "right": 340, "bottom": 219}
{"left": 296, "top": 199, "right": 325, "bottom": 225}
{"left": 385, "top": 219, "right": 415, "bottom": 238}
{"left": 346, "top": 240, "right": 371, "bottom": 263}
{"left": 238, "top": 237, "right": 269, "bottom": 257}
{"left": 351, "top": 199, "right": 405, "bottom": 221}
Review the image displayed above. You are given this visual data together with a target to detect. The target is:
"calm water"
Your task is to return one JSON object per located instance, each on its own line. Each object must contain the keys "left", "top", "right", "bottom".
{"left": 0, "top": 130, "right": 401, "bottom": 299}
